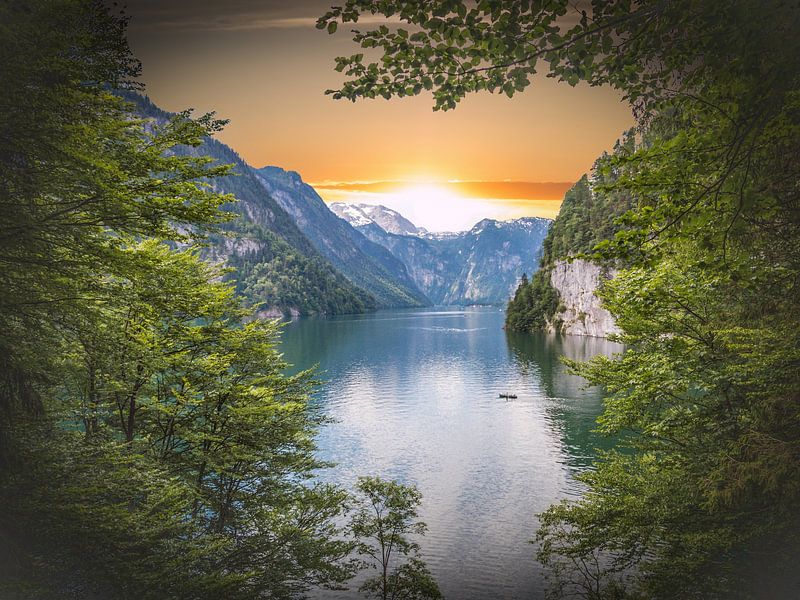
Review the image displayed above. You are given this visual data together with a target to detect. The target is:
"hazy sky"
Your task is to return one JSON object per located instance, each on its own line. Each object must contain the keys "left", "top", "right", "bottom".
{"left": 123, "top": 0, "right": 634, "bottom": 230}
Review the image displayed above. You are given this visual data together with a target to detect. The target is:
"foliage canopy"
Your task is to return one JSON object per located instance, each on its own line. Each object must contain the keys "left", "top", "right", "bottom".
{"left": 0, "top": 1, "right": 358, "bottom": 597}
{"left": 321, "top": 0, "right": 800, "bottom": 596}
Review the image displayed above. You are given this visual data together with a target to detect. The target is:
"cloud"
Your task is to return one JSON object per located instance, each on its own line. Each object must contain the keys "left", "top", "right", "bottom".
{"left": 312, "top": 179, "right": 574, "bottom": 201}
{"left": 119, "top": 0, "right": 397, "bottom": 32}
{"left": 311, "top": 179, "right": 569, "bottom": 231}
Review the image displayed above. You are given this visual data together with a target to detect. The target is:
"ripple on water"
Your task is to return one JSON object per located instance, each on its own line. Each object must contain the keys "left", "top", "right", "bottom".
{"left": 281, "top": 307, "right": 621, "bottom": 599}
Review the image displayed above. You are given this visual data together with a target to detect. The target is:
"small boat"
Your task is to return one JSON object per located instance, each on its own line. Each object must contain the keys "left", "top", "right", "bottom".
{"left": 499, "top": 393, "right": 518, "bottom": 399}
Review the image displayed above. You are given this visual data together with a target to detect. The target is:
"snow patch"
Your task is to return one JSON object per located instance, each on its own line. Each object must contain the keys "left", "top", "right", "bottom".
{"left": 330, "top": 203, "right": 373, "bottom": 227}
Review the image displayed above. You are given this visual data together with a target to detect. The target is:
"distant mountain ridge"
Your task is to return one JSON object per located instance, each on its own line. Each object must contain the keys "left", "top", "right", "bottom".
{"left": 128, "top": 93, "right": 375, "bottom": 316}
{"left": 332, "top": 203, "right": 551, "bottom": 305}
{"left": 332, "top": 203, "right": 428, "bottom": 236}
{"left": 252, "top": 167, "right": 429, "bottom": 308}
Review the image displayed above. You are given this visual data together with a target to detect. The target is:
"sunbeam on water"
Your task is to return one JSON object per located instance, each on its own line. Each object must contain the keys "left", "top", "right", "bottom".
{"left": 279, "top": 307, "right": 622, "bottom": 599}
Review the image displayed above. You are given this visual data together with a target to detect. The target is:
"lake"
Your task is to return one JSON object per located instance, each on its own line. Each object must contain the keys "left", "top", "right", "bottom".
{"left": 279, "top": 307, "right": 622, "bottom": 599}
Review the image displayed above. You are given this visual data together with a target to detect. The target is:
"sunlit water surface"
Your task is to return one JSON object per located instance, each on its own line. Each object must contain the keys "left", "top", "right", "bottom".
{"left": 279, "top": 307, "right": 622, "bottom": 599}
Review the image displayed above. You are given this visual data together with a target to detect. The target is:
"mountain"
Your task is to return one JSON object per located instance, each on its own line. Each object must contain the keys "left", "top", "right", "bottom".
{"left": 128, "top": 93, "right": 375, "bottom": 317}
{"left": 252, "top": 167, "right": 429, "bottom": 308}
{"left": 332, "top": 203, "right": 427, "bottom": 236}
{"left": 506, "top": 136, "right": 636, "bottom": 337}
{"left": 446, "top": 217, "right": 553, "bottom": 305}
{"left": 332, "top": 204, "right": 551, "bottom": 305}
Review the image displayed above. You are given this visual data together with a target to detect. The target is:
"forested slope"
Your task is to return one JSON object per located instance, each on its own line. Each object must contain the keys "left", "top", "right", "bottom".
{"left": 0, "top": 3, "right": 362, "bottom": 597}
{"left": 506, "top": 138, "right": 634, "bottom": 333}
{"left": 130, "top": 93, "right": 375, "bottom": 316}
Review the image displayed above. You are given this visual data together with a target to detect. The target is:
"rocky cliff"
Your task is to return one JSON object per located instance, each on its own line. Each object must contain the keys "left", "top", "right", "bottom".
{"left": 506, "top": 162, "right": 635, "bottom": 337}
{"left": 546, "top": 259, "right": 620, "bottom": 337}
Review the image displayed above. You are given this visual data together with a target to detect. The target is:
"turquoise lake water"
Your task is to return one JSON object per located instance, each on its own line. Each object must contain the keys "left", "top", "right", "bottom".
{"left": 279, "top": 307, "right": 622, "bottom": 599}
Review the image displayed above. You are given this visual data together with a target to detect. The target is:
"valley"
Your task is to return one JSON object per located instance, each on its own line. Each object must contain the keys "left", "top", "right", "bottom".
{"left": 134, "top": 92, "right": 552, "bottom": 315}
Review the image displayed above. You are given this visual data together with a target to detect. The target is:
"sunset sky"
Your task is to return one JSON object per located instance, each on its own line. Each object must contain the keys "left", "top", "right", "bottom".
{"left": 124, "top": 0, "right": 634, "bottom": 230}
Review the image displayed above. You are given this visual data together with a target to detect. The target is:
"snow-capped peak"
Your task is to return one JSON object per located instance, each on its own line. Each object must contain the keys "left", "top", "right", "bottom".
{"left": 329, "top": 203, "right": 374, "bottom": 227}
{"left": 330, "top": 203, "right": 426, "bottom": 236}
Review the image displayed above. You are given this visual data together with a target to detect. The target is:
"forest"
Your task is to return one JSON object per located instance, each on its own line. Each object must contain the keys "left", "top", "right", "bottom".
{"left": 0, "top": 2, "right": 436, "bottom": 598}
{"left": 2, "top": 0, "right": 800, "bottom": 599}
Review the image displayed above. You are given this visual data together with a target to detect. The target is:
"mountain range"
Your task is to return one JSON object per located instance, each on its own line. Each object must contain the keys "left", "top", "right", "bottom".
{"left": 331, "top": 204, "right": 551, "bottom": 305}
{"left": 129, "top": 93, "right": 552, "bottom": 315}
{"left": 252, "top": 167, "right": 428, "bottom": 308}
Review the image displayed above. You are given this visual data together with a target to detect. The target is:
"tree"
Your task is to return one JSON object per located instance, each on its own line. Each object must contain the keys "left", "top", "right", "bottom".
{"left": 319, "top": 1, "right": 800, "bottom": 597}
{"left": 350, "top": 477, "right": 442, "bottom": 600}
{"left": 0, "top": 0, "right": 231, "bottom": 433}
{"left": 0, "top": 2, "right": 357, "bottom": 597}
{"left": 315, "top": 1, "right": 793, "bottom": 114}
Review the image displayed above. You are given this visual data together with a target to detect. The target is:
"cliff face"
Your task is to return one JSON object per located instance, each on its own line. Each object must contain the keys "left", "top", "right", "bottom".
{"left": 506, "top": 153, "right": 636, "bottom": 338}
{"left": 546, "top": 259, "right": 620, "bottom": 338}
{"left": 442, "top": 218, "right": 551, "bottom": 305}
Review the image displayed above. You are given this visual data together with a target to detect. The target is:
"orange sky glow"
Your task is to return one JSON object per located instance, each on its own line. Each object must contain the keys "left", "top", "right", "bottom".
{"left": 124, "top": 1, "right": 634, "bottom": 230}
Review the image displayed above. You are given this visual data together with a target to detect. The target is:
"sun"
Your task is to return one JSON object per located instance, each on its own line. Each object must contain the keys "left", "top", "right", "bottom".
{"left": 318, "top": 179, "right": 503, "bottom": 232}
{"left": 394, "top": 183, "right": 460, "bottom": 206}
{"left": 380, "top": 182, "right": 483, "bottom": 231}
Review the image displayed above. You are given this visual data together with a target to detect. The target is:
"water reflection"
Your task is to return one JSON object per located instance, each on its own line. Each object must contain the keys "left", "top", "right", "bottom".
{"left": 279, "top": 307, "right": 622, "bottom": 599}
{"left": 505, "top": 331, "right": 623, "bottom": 472}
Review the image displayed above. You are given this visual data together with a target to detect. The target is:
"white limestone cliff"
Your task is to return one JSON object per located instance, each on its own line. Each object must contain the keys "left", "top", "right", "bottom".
{"left": 547, "top": 259, "right": 620, "bottom": 338}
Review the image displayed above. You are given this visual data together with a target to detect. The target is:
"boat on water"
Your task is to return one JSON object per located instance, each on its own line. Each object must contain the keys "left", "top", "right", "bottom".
{"left": 499, "top": 393, "right": 518, "bottom": 399}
